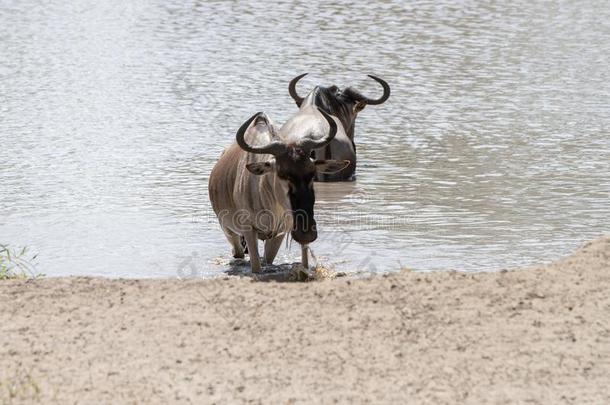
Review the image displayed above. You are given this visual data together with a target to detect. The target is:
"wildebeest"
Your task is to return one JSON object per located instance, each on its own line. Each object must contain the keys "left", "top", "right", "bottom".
{"left": 288, "top": 74, "right": 390, "bottom": 181}
{"left": 208, "top": 107, "right": 349, "bottom": 273}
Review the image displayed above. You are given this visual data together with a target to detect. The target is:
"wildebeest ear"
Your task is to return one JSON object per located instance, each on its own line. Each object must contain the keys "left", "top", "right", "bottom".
{"left": 354, "top": 101, "right": 366, "bottom": 113}
{"left": 314, "top": 160, "right": 350, "bottom": 174}
{"left": 246, "top": 161, "right": 275, "bottom": 175}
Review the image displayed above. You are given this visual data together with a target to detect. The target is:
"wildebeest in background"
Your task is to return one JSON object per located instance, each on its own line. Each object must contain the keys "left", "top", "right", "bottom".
{"left": 288, "top": 74, "right": 390, "bottom": 181}
{"left": 208, "top": 107, "right": 349, "bottom": 273}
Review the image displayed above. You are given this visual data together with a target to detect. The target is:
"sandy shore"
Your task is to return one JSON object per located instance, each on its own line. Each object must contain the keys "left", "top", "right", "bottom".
{"left": 1, "top": 237, "right": 609, "bottom": 404}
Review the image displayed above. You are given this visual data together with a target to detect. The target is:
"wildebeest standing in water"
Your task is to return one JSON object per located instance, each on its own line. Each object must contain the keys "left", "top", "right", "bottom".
{"left": 208, "top": 107, "right": 349, "bottom": 273}
{"left": 288, "top": 74, "right": 390, "bottom": 181}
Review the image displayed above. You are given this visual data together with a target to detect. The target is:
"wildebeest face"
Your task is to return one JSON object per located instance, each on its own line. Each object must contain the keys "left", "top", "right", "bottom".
{"left": 246, "top": 148, "right": 349, "bottom": 244}
{"left": 312, "top": 85, "right": 366, "bottom": 140}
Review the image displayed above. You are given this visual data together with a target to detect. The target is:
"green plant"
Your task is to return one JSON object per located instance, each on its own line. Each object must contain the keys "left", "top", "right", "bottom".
{"left": 0, "top": 370, "right": 42, "bottom": 403}
{"left": 0, "top": 244, "right": 42, "bottom": 280}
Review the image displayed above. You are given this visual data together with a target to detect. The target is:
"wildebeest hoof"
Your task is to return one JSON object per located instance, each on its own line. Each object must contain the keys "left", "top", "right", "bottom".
{"left": 294, "top": 264, "right": 314, "bottom": 281}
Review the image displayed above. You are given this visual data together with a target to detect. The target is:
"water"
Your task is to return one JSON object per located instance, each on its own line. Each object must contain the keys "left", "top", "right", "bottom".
{"left": 1, "top": 0, "right": 609, "bottom": 277}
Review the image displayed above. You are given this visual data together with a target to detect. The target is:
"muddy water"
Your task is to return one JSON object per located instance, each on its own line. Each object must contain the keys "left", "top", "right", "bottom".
{"left": 1, "top": 1, "right": 609, "bottom": 277}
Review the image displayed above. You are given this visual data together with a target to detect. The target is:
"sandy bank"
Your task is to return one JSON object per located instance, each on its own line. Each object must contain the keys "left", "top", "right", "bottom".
{"left": 1, "top": 237, "right": 609, "bottom": 404}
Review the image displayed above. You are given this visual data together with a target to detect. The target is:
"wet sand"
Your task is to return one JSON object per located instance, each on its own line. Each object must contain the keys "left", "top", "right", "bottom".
{"left": 1, "top": 237, "right": 609, "bottom": 404}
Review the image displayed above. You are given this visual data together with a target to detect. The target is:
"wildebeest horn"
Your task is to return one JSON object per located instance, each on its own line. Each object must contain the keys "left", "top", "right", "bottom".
{"left": 236, "top": 112, "right": 287, "bottom": 155}
{"left": 358, "top": 75, "right": 391, "bottom": 105}
{"left": 288, "top": 73, "right": 308, "bottom": 107}
{"left": 299, "top": 108, "right": 338, "bottom": 151}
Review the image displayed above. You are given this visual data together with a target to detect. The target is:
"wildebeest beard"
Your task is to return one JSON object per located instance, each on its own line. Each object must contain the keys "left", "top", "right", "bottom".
{"left": 288, "top": 185, "right": 316, "bottom": 243}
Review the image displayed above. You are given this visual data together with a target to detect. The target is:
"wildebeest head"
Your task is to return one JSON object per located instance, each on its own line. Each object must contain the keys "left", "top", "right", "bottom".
{"left": 288, "top": 74, "right": 390, "bottom": 140}
{"left": 235, "top": 108, "right": 349, "bottom": 244}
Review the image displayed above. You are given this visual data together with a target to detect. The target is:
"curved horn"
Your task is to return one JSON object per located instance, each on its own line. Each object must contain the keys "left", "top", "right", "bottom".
{"left": 358, "top": 75, "right": 391, "bottom": 105}
{"left": 236, "top": 112, "right": 287, "bottom": 155}
{"left": 299, "top": 108, "right": 338, "bottom": 151}
{"left": 288, "top": 73, "right": 308, "bottom": 107}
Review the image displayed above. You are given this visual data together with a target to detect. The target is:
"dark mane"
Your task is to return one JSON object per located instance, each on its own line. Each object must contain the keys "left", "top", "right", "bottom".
{"left": 341, "top": 87, "right": 366, "bottom": 103}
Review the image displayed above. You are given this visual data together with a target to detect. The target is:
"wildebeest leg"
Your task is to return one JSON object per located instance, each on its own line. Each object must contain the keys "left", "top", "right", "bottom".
{"left": 301, "top": 244, "right": 309, "bottom": 269}
{"left": 223, "top": 229, "right": 244, "bottom": 259}
{"left": 242, "top": 231, "right": 262, "bottom": 273}
{"left": 240, "top": 235, "right": 248, "bottom": 254}
{"left": 263, "top": 235, "right": 284, "bottom": 265}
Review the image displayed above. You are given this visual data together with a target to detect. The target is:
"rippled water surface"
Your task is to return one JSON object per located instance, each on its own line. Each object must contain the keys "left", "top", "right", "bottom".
{"left": 1, "top": 0, "right": 609, "bottom": 277}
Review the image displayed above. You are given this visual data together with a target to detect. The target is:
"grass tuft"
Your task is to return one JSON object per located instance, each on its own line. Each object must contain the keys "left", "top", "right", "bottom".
{"left": 0, "top": 371, "right": 42, "bottom": 403}
{"left": 0, "top": 244, "right": 43, "bottom": 280}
